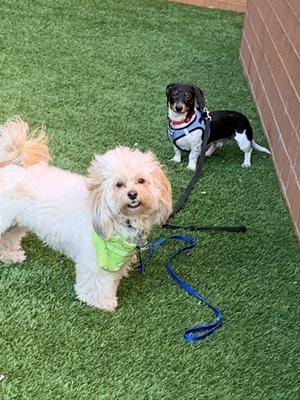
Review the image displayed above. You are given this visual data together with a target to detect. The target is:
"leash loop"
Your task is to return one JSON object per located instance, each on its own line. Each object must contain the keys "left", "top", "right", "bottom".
{"left": 137, "top": 234, "right": 223, "bottom": 342}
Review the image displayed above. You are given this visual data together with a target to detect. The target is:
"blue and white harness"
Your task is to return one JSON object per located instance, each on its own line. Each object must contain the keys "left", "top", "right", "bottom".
{"left": 168, "top": 109, "right": 206, "bottom": 151}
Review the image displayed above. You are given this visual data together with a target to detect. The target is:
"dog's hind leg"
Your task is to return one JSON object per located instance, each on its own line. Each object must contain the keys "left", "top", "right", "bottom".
{"left": 0, "top": 226, "right": 27, "bottom": 264}
{"left": 234, "top": 130, "right": 253, "bottom": 168}
{"left": 206, "top": 140, "right": 227, "bottom": 157}
{"left": 241, "top": 148, "right": 253, "bottom": 168}
{"left": 205, "top": 142, "right": 218, "bottom": 156}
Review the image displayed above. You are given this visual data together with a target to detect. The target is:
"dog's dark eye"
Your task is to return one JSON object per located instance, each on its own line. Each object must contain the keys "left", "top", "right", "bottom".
{"left": 185, "top": 93, "right": 191, "bottom": 99}
{"left": 116, "top": 182, "right": 124, "bottom": 188}
{"left": 138, "top": 178, "right": 145, "bottom": 184}
{"left": 171, "top": 91, "right": 177, "bottom": 98}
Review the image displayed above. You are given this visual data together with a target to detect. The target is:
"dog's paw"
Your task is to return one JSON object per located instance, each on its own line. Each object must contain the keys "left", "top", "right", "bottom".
{"left": 75, "top": 283, "right": 118, "bottom": 312}
{"left": 171, "top": 156, "right": 181, "bottom": 163}
{"left": 241, "top": 162, "right": 251, "bottom": 168}
{"left": 76, "top": 292, "right": 118, "bottom": 312}
{"left": 92, "top": 297, "right": 118, "bottom": 312}
{"left": 187, "top": 163, "right": 196, "bottom": 171}
{"left": 0, "top": 250, "right": 26, "bottom": 264}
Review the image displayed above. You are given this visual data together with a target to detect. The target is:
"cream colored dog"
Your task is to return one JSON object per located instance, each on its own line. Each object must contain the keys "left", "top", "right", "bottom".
{"left": 0, "top": 118, "right": 172, "bottom": 311}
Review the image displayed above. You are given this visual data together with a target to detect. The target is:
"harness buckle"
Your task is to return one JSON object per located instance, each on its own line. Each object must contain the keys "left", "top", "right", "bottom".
{"left": 136, "top": 238, "right": 148, "bottom": 250}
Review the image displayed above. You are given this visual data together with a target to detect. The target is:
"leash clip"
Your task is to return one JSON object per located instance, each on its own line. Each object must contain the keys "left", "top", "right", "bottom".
{"left": 203, "top": 107, "right": 211, "bottom": 121}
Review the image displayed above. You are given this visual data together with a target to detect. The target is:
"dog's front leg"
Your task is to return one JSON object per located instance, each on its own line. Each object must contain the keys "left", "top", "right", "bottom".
{"left": 171, "top": 145, "right": 181, "bottom": 163}
{"left": 187, "top": 142, "right": 202, "bottom": 171}
{"left": 75, "top": 264, "right": 120, "bottom": 312}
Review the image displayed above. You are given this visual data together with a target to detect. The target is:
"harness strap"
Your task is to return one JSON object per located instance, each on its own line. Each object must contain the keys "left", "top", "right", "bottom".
{"left": 137, "top": 234, "right": 222, "bottom": 342}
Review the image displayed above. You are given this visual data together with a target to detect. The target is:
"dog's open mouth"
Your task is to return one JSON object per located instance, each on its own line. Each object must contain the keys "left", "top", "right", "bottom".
{"left": 127, "top": 200, "right": 140, "bottom": 209}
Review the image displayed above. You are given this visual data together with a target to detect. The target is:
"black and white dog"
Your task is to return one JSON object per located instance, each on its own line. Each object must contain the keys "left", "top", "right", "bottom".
{"left": 166, "top": 83, "right": 271, "bottom": 170}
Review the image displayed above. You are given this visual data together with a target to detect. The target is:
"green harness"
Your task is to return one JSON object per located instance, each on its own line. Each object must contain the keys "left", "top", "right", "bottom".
{"left": 93, "top": 230, "right": 137, "bottom": 272}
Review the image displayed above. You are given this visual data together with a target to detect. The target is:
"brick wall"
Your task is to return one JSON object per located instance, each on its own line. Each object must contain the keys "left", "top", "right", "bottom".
{"left": 171, "top": 0, "right": 247, "bottom": 12}
{"left": 240, "top": 0, "right": 300, "bottom": 239}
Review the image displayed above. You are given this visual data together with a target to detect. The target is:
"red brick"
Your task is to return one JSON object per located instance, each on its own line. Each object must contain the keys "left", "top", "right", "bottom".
{"left": 256, "top": 0, "right": 273, "bottom": 21}
{"left": 277, "top": 140, "right": 291, "bottom": 186}
{"left": 271, "top": 0, "right": 295, "bottom": 28}
{"left": 270, "top": 32, "right": 299, "bottom": 94}
{"left": 265, "top": 1, "right": 300, "bottom": 91}
{"left": 265, "top": 116, "right": 280, "bottom": 151}
{"left": 247, "top": 52, "right": 258, "bottom": 84}
{"left": 249, "top": 1, "right": 299, "bottom": 97}
{"left": 244, "top": 51, "right": 287, "bottom": 155}
{"left": 251, "top": 26, "right": 299, "bottom": 128}
{"left": 286, "top": 171, "right": 300, "bottom": 224}
{"left": 281, "top": 115, "right": 294, "bottom": 141}
{"left": 258, "top": 59, "right": 288, "bottom": 128}
{"left": 247, "top": 1, "right": 266, "bottom": 40}
{"left": 289, "top": 98, "right": 300, "bottom": 133}
{"left": 255, "top": 87, "right": 282, "bottom": 157}
{"left": 279, "top": 114, "right": 298, "bottom": 160}
{"left": 240, "top": 36, "right": 251, "bottom": 70}
{"left": 286, "top": 0, "right": 300, "bottom": 17}
{"left": 294, "top": 144, "right": 300, "bottom": 173}
{"left": 248, "top": 29, "right": 264, "bottom": 68}
{"left": 253, "top": 59, "right": 294, "bottom": 178}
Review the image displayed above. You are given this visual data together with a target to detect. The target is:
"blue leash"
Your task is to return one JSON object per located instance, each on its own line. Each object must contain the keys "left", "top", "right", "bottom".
{"left": 137, "top": 234, "right": 223, "bottom": 343}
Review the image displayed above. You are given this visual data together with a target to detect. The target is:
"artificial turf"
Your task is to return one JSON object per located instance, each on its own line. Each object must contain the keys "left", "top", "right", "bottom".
{"left": 0, "top": 0, "right": 299, "bottom": 399}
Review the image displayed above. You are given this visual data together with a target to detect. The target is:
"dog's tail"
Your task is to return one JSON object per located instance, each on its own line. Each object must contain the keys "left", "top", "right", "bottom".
{"left": 252, "top": 140, "right": 271, "bottom": 155}
{"left": 0, "top": 116, "right": 50, "bottom": 168}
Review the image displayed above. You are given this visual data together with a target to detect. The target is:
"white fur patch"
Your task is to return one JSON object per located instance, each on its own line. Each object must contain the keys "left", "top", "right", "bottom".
{"left": 242, "top": 148, "right": 252, "bottom": 168}
{"left": 234, "top": 130, "right": 251, "bottom": 152}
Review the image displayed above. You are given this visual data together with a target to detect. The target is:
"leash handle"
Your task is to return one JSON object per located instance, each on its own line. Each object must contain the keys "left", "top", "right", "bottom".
{"left": 137, "top": 234, "right": 223, "bottom": 342}
{"left": 163, "top": 223, "right": 246, "bottom": 234}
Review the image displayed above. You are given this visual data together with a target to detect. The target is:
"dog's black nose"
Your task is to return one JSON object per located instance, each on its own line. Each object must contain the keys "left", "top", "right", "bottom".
{"left": 127, "top": 190, "right": 138, "bottom": 200}
{"left": 175, "top": 105, "right": 183, "bottom": 112}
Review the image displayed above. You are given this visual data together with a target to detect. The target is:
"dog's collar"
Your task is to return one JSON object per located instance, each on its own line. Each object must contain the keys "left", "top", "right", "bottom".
{"left": 124, "top": 219, "right": 147, "bottom": 247}
{"left": 168, "top": 113, "right": 195, "bottom": 126}
{"left": 93, "top": 229, "right": 137, "bottom": 272}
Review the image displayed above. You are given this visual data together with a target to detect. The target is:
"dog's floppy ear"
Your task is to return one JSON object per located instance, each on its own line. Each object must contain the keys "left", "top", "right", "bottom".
{"left": 90, "top": 188, "right": 115, "bottom": 239}
{"left": 166, "top": 83, "right": 178, "bottom": 98}
{"left": 166, "top": 83, "right": 173, "bottom": 97}
{"left": 147, "top": 152, "right": 172, "bottom": 224}
{"left": 193, "top": 85, "right": 205, "bottom": 110}
{"left": 87, "top": 156, "right": 116, "bottom": 239}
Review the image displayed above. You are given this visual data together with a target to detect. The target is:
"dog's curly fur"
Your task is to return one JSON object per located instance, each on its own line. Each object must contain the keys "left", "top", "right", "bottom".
{"left": 0, "top": 116, "right": 50, "bottom": 167}
{"left": 0, "top": 117, "right": 172, "bottom": 311}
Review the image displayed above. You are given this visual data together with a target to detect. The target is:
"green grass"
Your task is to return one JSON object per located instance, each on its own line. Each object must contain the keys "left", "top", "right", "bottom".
{"left": 0, "top": 0, "right": 299, "bottom": 399}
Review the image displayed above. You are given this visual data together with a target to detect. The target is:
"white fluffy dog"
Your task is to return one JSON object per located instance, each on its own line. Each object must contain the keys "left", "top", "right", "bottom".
{"left": 0, "top": 118, "right": 172, "bottom": 311}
